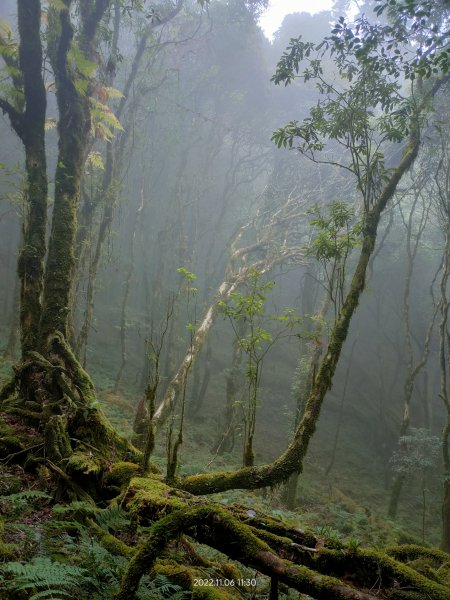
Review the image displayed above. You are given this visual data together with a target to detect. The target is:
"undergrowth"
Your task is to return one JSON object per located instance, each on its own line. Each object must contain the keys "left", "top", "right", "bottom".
{"left": 0, "top": 490, "right": 190, "bottom": 600}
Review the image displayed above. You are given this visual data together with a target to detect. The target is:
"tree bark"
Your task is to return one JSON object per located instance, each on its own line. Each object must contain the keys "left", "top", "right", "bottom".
{"left": 1, "top": 1, "right": 49, "bottom": 354}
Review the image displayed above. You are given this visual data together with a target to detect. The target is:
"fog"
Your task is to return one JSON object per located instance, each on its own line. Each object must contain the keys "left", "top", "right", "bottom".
{"left": 0, "top": 1, "right": 449, "bottom": 598}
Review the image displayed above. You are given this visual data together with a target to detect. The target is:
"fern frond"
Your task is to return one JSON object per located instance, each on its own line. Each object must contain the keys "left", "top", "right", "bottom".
{"left": 94, "top": 504, "right": 131, "bottom": 532}
{"left": 136, "top": 574, "right": 190, "bottom": 600}
{"left": 0, "top": 490, "right": 51, "bottom": 502}
{"left": 53, "top": 500, "right": 99, "bottom": 520}
{"left": 29, "top": 590, "right": 72, "bottom": 600}
{"left": 1, "top": 557, "right": 89, "bottom": 597}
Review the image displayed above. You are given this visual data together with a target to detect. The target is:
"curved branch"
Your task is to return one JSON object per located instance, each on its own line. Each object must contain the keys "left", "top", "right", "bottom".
{"left": 115, "top": 505, "right": 378, "bottom": 600}
{"left": 0, "top": 97, "right": 24, "bottom": 138}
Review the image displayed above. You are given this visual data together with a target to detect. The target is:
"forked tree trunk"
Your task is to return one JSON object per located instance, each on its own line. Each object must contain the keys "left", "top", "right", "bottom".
{"left": 40, "top": 3, "right": 93, "bottom": 343}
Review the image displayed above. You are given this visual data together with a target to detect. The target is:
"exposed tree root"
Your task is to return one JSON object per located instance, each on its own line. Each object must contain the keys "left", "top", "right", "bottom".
{"left": 115, "top": 505, "right": 378, "bottom": 600}
{"left": 116, "top": 475, "right": 450, "bottom": 600}
{"left": 0, "top": 332, "right": 140, "bottom": 496}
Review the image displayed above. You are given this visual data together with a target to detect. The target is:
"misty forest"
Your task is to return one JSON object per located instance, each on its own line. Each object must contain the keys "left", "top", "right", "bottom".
{"left": 1, "top": 0, "right": 450, "bottom": 598}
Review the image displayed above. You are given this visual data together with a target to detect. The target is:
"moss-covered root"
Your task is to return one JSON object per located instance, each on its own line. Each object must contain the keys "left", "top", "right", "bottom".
{"left": 155, "top": 562, "right": 239, "bottom": 599}
{"left": 115, "top": 506, "right": 377, "bottom": 600}
{"left": 85, "top": 517, "right": 135, "bottom": 557}
{"left": 0, "top": 376, "right": 17, "bottom": 403}
{"left": 387, "top": 544, "right": 450, "bottom": 563}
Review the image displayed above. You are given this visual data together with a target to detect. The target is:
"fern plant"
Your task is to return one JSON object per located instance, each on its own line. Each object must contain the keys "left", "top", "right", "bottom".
{"left": 137, "top": 574, "right": 191, "bottom": 600}
{"left": 0, "top": 556, "right": 90, "bottom": 600}
{"left": 94, "top": 503, "right": 131, "bottom": 532}
{"left": 0, "top": 491, "right": 51, "bottom": 516}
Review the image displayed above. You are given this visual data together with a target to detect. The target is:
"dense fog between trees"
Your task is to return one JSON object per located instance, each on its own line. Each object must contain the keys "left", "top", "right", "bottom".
{"left": 0, "top": 1, "right": 450, "bottom": 598}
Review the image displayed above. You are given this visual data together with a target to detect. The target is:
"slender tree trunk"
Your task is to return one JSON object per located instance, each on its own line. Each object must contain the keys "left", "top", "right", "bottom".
{"left": 388, "top": 190, "right": 433, "bottom": 518}
{"left": 189, "top": 340, "right": 213, "bottom": 417}
{"left": 325, "top": 335, "right": 358, "bottom": 477}
{"left": 283, "top": 278, "right": 327, "bottom": 508}
{"left": 212, "top": 320, "right": 246, "bottom": 454}
{"left": 439, "top": 232, "right": 450, "bottom": 551}
{"left": 113, "top": 198, "right": 142, "bottom": 391}
{"left": 3, "top": 271, "right": 20, "bottom": 359}
{"left": 74, "top": 1, "right": 184, "bottom": 359}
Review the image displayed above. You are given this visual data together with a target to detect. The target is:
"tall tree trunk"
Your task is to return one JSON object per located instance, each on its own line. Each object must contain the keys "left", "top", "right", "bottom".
{"left": 40, "top": 3, "right": 92, "bottom": 343}
{"left": 388, "top": 190, "right": 434, "bottom": 518}
{"left": 3, "top": 270, "right": 20, "bottom": 359}
{"left": 0, "top": 1, "right": 49, "bottom": 353}
{"left": 113, "top": 196, "right": 142, "bottom": 391}
{"left": 283, "top": 291, "right": 329, "bottom": 508}
{"left": 439, "top": 232, "right": 450, "bottom": 551}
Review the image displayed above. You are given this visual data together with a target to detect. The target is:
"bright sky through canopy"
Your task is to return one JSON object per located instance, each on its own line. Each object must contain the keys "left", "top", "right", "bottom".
{"left": 259, "top": 0, "right": 333, "bottom": 39}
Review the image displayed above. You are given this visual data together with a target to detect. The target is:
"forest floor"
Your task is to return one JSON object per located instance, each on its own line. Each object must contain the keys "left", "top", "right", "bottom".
{"left": 0, "top": 350, "right": 447, "bottom": 599}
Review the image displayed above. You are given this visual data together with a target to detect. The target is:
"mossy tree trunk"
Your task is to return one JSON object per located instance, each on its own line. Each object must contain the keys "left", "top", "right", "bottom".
{"left": 39, "top": 1, "right": 94, "bottom": 343}
{"left": 0, "top": 0, "right": 48, "bottom": 354}
{"left": 0, "top": 0, "right": 141, "bottom": 490}
{"left": 3, "top": 269, "right": 20, "bottom": 359}
{"left": 284, "top": 281, "right": 328, "bottom": 508}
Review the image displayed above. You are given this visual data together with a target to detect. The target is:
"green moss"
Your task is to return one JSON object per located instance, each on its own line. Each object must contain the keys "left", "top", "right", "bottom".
{"left": 0, "top": 541, "right": 18, "bottom": 559}
{"left": 388, "top": 592, "right": 429, "bottom": 600}
{"left": 314, "top": 546, "right": 450, "bottom": 599}
{"left": 4, "top": 407, "right": 41, "bottom": 424}
{"left": 0, "top": 435, "right": 24, "bottom": 456}
{"left": 0, "top": 418, "right": 40, "bottom": 462}
{"left": 192, "top": 587, "right": 235, "bottom": 599}
{"left": 123, "top": 476, "right": 186, "bottom": 522}
{"left": 100, "top": 532, "right": 135, "bottom": 557}
{"left": 406, "top": 559, "right": 440, "bottom": 582}
{"left": 220, "top": 563, "right": 240, "bottom": 581}
{"left": 104, "top": 462, "right": 140, "bottom": 487}
{"left": 156, "top": 561, "right": 194, "bottom": 589}
{"left": 71, "top": 404, "right": 140, "bottom": 465}
{"left": 0, "top": 474, "right": 22, "bottom": 495}
{"left": 66, "top": 450, "right": 103, "bottom": 476}
{"left": 44, "top": 415, "right": 72, "bottom": 463}
{"left": 435, "top": 563, "right": 450, "bottom": 587}
{"left": 388, "top": 544, "right": 450, "bottom": 563}
{"left": 147, "top": 461, "right": 161, "bottom": 475}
